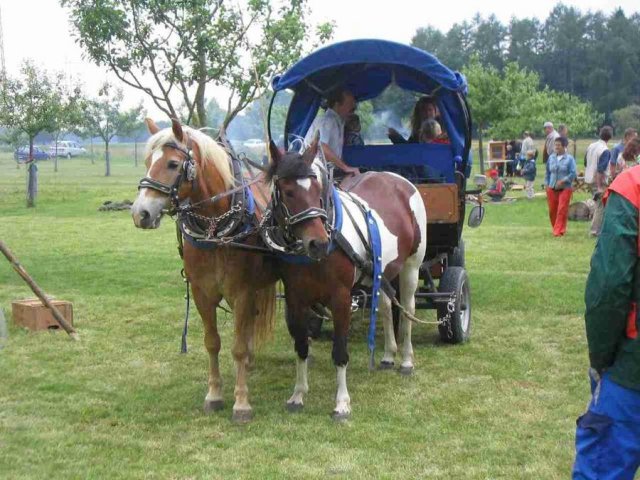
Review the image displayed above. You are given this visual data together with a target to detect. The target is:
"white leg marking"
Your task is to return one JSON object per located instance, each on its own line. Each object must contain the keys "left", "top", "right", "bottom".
{"left": 379, "top": 293, "right": 397, "bottom": 365}
{"left": 398, "top": 189, "right": 427, "bottom": 371}
{"left": 287, "top": 358, "right": 309, "bottom": 406}
{"left": 334, "top": 365, "right": 351, "bottom": 415}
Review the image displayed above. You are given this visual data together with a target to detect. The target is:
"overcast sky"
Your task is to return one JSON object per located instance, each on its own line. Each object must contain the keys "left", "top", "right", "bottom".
{"left": 2, "top": 0, "right": 638, "bottom": 118}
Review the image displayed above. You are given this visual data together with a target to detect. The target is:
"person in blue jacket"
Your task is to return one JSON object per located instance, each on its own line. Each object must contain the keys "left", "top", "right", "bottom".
{"left": 545, "top": 136, "right": 576, "bottom": 236}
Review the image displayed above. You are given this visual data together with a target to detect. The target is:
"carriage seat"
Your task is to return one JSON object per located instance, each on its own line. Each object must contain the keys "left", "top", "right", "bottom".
{"left": 342, "top": 143, "right": 457, "bottom": 184}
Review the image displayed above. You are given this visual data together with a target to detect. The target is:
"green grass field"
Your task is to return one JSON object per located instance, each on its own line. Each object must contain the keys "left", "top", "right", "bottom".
{"left": 0, "top": 143, "right": 598, "bottom": 479}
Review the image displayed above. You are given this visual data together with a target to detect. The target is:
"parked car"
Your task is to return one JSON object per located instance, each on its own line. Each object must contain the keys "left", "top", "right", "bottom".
{"left": 14, "top": 146, "right": 51, "bottom": 162}
{"left": 49, "top": 140, "right": 86, "bottom": 158}
{"left": 243, "top": 138, "right": 266, "bottom": 149}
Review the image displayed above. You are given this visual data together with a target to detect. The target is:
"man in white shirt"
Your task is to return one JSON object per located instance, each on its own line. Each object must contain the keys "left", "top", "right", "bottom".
{"left": 585, "top": 126, "right": 613, "bottom": 236}
{"left": 543, "top": 121, "right": 560, "bottom": 164}
{"left": 305, "top": 88, "right": 359, "bottom": 177}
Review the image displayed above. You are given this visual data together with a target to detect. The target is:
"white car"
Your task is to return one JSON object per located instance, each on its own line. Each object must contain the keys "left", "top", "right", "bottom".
{"left": 243, "top": 138, "right": 266, "bottom": 149}
{"left": 49, "top": 141, "right": 87, "bottom": 158}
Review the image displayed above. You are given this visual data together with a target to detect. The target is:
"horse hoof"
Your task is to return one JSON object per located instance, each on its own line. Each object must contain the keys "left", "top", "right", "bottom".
{"left": 331, "top": 411, "right": 351, "bottom": 422}
{"left": 378, "top": 361, "right": 395, "bottom": 370}
{"left": 232, "top": 409, "right": 253, "bottom": 424}
{"left": 286, "top": 402, "right": 304, "bottom": 413}
{"left": 203, "top": 399, "right": 224, "bottom": 414}
{"left": 399, "top": 365, "right": 414, "bottom": 376}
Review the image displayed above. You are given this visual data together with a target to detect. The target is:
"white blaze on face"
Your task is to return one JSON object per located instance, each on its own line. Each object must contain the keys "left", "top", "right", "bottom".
{"left": 151, "top": 149, "right": 163, "bottom": 164}
{"left": 296, "top": 178, "right": 311, "bottom": 191}
{"left": 131, "top": 148, "right": 170, "bottom": 225}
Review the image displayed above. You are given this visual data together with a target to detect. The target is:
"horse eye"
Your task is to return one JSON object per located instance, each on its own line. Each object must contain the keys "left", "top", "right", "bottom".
{"left": 167, "top": 161, "right": 180, "bottom": 170}
{"left": 284, "top": 190, "right": 295, "bottom": 198}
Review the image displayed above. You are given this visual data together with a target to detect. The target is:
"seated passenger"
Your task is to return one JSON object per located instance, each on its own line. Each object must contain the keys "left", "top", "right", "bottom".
{"left": 419, "top": 118, "right": 449, "bottom": 144}
{"left": 305, "top": 87, "right": 360, "bottom": 178}
{"left": 388, "top": 95, "right": 443, "bottom": 144}
{"left": 486, "top": 169, "right": 506, "bottom": 202}
{"left": 344, "top": 114, "right": 364, "bottom": 146}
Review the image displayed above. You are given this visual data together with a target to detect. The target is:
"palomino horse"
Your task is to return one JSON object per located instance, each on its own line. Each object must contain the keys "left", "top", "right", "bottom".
{"left": 131, "top": 118, "right": 276, "bottom": 423}
{"left": 267, "top": 141, "right": 427, "bottom": 420}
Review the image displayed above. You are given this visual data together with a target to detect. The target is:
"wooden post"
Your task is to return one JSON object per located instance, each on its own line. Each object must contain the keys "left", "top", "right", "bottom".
{"left": 0, "top": 240, "right": 79, "bottom": 340}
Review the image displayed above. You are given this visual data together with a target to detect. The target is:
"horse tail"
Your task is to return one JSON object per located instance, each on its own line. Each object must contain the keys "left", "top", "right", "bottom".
{"left": 251, "top": 281, "right": 276, "bottom": 347}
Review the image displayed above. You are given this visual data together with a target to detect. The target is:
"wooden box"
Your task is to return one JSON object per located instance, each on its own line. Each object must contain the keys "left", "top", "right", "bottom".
{"left": 488, "top": 141, "right": 506, "bottom": 160}
{"left": 417, "top": 183, "right": 459, "bottom": 224}
{"left": 11, "top": 298, "right": 73, "bottom": 331}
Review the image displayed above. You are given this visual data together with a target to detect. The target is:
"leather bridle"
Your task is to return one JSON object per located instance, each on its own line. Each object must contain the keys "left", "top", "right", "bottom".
{"left": 137, "top": 141, "right": 195, "bottom": 211}
{"left": 272, "top": 172, "right": 329, "bottom": 235}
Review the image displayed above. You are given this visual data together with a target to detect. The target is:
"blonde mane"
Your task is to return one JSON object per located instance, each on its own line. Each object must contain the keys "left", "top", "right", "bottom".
{"left": 144, "top": 126, "right": 235, "bottom": 189}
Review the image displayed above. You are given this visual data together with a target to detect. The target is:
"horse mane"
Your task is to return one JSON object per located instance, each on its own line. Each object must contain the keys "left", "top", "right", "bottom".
{"left": 145, "top": 126, "right": 235, "bottom": 189}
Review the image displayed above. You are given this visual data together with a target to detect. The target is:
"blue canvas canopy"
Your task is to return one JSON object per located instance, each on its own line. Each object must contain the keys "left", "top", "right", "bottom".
{"left": 269, "top": 39, "right": 472, "bottom": 169}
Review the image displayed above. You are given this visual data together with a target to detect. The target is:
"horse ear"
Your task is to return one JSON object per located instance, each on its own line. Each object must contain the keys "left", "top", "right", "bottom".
{"left": 145, "top": 118, "right": 160, "bottom": 135}
{"left": 269, "top": 140, "right": 281, "bottom": 165}
{"left": 171, "top": 118, "right": 184, "bottom": 143}
{"left": 302, "top": 131, "right": 320, "bottom": 165}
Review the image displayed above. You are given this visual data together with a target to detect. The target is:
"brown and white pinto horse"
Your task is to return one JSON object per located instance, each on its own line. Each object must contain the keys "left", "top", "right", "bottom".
{"left": 268, "top": 141, "right": 427, "bottom": 420}
{"left": 131, "top": 118, "right": 276, "bottom": 423}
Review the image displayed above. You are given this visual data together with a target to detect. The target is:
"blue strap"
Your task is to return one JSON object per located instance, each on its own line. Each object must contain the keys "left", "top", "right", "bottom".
{"left": 366, "top": 210, "right": 383, "bottom": 366}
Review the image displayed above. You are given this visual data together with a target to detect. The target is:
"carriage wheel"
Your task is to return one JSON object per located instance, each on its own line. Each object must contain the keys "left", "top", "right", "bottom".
{"left": 437, "top": 267, "right": 471, "bottom": 344}
{"left": 448, "top": 238, "right": 465, "bottom": 267}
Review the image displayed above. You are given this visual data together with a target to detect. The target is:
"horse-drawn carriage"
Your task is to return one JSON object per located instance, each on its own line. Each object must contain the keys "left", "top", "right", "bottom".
{"left": 132, "top": 39, "right": 483, "bottom": 421}
{"left": 267, "top": 39, "right": 482, "bottom": 345}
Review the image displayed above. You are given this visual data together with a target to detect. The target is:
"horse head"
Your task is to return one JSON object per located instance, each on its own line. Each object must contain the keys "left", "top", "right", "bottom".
{"left": 268, "top": 134, "right": 331, "bottom": 260}
{"left": 132, "top": 118, "right": 233, "bottom": 229}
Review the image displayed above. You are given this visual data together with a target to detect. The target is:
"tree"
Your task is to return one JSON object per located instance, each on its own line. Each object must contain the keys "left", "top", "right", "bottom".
{"left": 471, "top": 14, "right": 506, "bottom": 71}
{"left": 507, "top": 17, "right": 542, "bottom": 71}
{"left": 62, "top": 0, "right": 333, "bottom": 128}
{"left": 612, "top": 104, "right": 640, "bottom": 133}
{"left": 50, "top": 83, "right": 85, "bottom": 172}
{"left": 0, "top": 60, "right": 65, "bottom": 207}
{"left": 83, "top": 82, "right": 144, "bottom": 177}
{"left": 462, "top": 58, "right": 505, "bottom": 172}
{"left": 464, "top": 58, "right": 601, "bottom": 170}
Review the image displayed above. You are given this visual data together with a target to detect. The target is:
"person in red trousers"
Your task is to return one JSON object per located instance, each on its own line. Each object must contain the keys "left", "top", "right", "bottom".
{"left": 545, "top": 136, "right": 577, "bottom": 237}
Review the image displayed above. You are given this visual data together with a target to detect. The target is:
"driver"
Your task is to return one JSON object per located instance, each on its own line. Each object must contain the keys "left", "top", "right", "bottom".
{"left": 305, "top": 87, "right": 360, "bottom": 178}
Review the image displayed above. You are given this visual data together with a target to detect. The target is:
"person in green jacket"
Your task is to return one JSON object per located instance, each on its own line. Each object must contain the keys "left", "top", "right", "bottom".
{"left": 573, "top": 166, "right": 640, "bottom": 479}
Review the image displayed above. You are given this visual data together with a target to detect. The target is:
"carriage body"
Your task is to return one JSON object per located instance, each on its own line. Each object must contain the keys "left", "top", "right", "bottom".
{"left": 268, "top": 39, "right": 477, "bottom": 343}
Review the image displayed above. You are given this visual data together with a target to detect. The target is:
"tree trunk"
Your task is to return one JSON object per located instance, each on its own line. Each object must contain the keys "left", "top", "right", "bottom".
{"left": 90, "top": 137, "right": 95, "bottom": 164}
{"left": 54, "top": 132, "right": 59, "bottom": 173}
{"left": 105, "top": 141, "right": 111, "bottom": 177}
{"left": 572, "top": 136, "right": 577, "bottom": 158}
{"left": 477, "top": 130, "right": 485, "bottom": 174}
{"left": 26, "top": 137, "right": 38, "bottom": 208}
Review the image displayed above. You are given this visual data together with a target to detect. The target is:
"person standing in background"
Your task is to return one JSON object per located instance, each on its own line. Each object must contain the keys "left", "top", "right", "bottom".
{"left": 585, "top": 126, "right": 613, "bottom": 237}
{"left": 545, "top": 136, "right": 576, "bottom": 237}
{"left": 543, "top": 121, "right": 560, "bottom": 164}
{"left": 610, "top": 128, "right": 638, "bottom": 180}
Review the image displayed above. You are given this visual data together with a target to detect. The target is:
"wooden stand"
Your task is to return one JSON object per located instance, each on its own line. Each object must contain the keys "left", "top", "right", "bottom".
{"left": 12, "top": 299, "right": 73, "bottom": 331}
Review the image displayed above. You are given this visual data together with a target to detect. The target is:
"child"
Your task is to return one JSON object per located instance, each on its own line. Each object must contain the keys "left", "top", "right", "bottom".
{"left": 344, "top": 114, "right": 364, "bottom": 146}
{"left": 486, "top": 169, "right": 505, "bottom": 202}
{"left": 521, "top": 149, "right": 537, "bottom": 199}
{"left": 419, "top": 118, "right": 449, "bottom": 144}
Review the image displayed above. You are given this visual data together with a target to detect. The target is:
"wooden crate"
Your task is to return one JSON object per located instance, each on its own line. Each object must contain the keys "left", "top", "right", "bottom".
{"left": 11, "top": 298, "right": 73, "bottom": 331}
{"left": 417, "top": 183, "right": 459, "bottom": 224}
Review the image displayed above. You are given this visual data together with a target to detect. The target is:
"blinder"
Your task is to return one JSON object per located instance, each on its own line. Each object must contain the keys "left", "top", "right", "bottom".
{"left": 137, "top": 141, "right": 196, "bottom": 204}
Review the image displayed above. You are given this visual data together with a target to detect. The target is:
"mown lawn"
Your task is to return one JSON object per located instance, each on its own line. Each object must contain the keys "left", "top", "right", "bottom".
{"left": 1, "top": 144, "right": 597, "bottom": 479}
